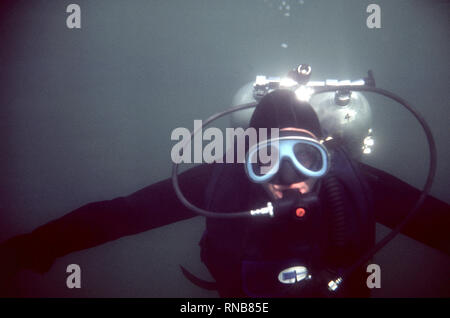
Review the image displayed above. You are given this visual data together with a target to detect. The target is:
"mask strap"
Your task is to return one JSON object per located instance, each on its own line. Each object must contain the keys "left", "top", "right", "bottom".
{"left": 280, "top": 127, "right": 318, "bottom": 140}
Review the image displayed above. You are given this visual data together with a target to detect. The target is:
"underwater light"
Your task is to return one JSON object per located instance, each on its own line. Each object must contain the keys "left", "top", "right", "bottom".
{"left": 295, "top": 85, "right": 315, "bottom": 102}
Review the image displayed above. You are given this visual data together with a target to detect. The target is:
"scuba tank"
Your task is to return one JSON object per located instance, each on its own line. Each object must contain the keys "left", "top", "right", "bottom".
{"left": 229, "top": 66, "right": 374, "bottom": 160}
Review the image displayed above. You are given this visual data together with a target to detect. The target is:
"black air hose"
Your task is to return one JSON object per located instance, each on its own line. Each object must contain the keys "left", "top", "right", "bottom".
{"left": 323, "top": 174, "right": 349, "bottom": 249}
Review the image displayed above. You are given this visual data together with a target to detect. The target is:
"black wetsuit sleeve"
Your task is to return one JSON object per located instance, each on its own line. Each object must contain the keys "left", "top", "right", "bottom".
{"left": 0, "top": 164, "right": 214, "bottom": 273}
{"left": 359, "top": 162, "right": 450, "bottom": 255}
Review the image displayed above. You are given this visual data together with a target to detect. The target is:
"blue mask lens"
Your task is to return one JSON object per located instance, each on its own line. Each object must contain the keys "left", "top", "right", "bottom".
{"left": 245, "top": 136, "right": 329, "bottom": 183}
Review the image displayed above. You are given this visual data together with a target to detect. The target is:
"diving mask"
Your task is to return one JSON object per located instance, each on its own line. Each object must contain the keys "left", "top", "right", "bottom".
{"left": 245, "top": 135, "right": 330, "bottom": 184}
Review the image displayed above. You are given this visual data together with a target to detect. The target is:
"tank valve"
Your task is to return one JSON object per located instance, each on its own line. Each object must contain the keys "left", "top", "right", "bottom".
{"left": 334, "top": 89, "right": 352, "bottom": 106}
{"left": 288, "top": 64, "right": 312, "bottom": 84}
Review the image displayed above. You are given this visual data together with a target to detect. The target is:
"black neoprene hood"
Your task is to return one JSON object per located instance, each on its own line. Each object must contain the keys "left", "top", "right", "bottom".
{"left": 249, "top": 89, "right": 323, "bottom": 139}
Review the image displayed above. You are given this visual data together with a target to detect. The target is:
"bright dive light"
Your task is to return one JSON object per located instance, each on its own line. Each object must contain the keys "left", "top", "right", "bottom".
{"left": 280, "top": 77, "right": 298, "bottom": 88}
{"left": 362, "top": 135, "right": 374, "bottom": 154}
{"left": 255, "top": 75, "right": 268, "bottom": 86}
{"left": 364, "top": 136, "right": 374, "bottom": 147}
{"left": 295, "top": 85, "right": 315, "bottom": 102}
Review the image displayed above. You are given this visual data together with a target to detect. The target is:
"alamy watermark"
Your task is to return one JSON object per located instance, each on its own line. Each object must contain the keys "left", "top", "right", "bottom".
{"left": 366, "top": 4, "right": 381, "bottom": 29}
{"left": 66, "top": 264, "right": 81, "bottom": 289}
{"left": 366, "top": 263, "right": 381, "bottom": 289}
{"left": 66, "top": 4, "right": 81, "bottom": 29}
{"left": 171, "top": 120, "right": 279, "bottom": 174}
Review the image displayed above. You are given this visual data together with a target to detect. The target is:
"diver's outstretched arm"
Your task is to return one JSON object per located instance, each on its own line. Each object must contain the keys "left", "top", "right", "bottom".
{"left": 359, "top": 162, "right": 450, "bottom": 255}
{"left": 0, "top": 164, "right": 214, "bottom": 275}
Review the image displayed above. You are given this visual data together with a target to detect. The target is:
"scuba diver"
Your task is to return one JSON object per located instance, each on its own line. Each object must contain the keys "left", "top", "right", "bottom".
{"left": 0, "top": 65, "right": 448, "bottom": 298}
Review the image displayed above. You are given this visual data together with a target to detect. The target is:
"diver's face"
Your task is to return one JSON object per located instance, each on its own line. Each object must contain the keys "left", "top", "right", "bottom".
{"left": 266, "top": 127, "right": 318, "bottom": 199}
